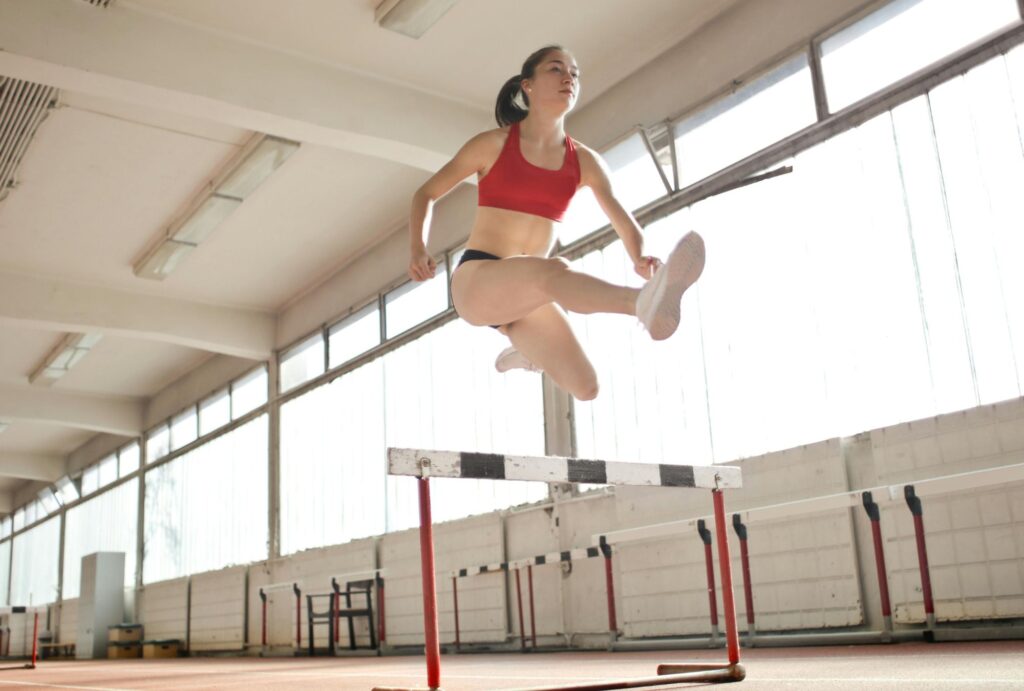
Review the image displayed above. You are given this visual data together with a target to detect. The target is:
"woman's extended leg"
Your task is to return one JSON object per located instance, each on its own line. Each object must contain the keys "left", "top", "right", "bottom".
{"left": 502, "top": 303, "right": 598, "bottom": 400}
{"left": 452, "top": 255, "right": 637, "bottom": 328}
{"left": 452, "top": 231, "right": 704, "bottom": 341}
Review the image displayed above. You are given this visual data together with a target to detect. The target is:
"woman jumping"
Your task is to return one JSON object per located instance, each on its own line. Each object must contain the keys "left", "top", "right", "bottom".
{"left": 408, "top": 45, "right": 704, "bottom": 401}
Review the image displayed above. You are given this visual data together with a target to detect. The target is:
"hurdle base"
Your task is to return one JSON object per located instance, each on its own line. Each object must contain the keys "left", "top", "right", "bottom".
{"left": 504, "top": 663, "right": 745, "bottom": 689}
{"left": 658, "top": 662, "right": 746, "bottom": 680}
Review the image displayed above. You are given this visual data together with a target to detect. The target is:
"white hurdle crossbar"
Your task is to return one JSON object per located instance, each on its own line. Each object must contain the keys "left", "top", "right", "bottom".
{"left": 374, "top": 448, "right": 746, "bottom": 691}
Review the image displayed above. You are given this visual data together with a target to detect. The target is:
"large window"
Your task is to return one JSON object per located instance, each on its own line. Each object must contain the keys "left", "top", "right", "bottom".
{"left": 10, "top": 516, "right": 60, "bottom": 606}
{"left": 280, "top": 319, "right": 547, "bottom": 555}
{"left": 560, "top": 131, "right": 669, "bottom": 247}
{"left": 144, "top": 416, "right": 268, "bottom": 583}
{"left": 675, "top": 54, "right": 816, "bottom": 187}
{"left": 573, "top": 45, "right": 1024, "bottom": 464}
{"left": 0, "top": 540, "right": 10, "bottom": 607}
{"left": 820, "top": 0, "right": 1021, "bottom": 112}
{"left": 384, "top": 264, "right": 449, "bottom": 338}
{"left": 63, "top": 479, "right": 138, "bottom": 599}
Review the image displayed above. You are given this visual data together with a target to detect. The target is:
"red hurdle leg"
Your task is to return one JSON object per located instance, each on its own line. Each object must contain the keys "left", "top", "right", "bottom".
{"left": 733, "top": 514, "right": 755, "bottom": 636}
{"left": 30, "top": 612, "right": 39, "bottom": 669}
{"left": 905, "top": 486, "right": 935, "bottom": 629}
{"left": 527, "top": 564, "right": 537, "bottom": 649}
{"left": 452, "top": 576, "right": 461, "bottom": 650}
{"left": 598, "top": 536, "right": 617, "bottom": 639}
{"left": 697, "top": 520, "right": 720, "bottom": 640}
{"left": 417, "top": 477, "right": 442, "bottom": 689}
{"left": 377, "top": 575, "right": 387, "bottom": 646}
{"left": 862, "top": 492, "right": 893, "bottom": 631}
{"left": 712, "top": 489, "right": 741, "bottom": 666}
{"left": 260, "top": 591, "right": 268, "bottom": 647}
{"left": 515, "top": 568, "right": 526, "bottom": 651}
{"left": 294, "top": 587, "right": 301, "bottom": 649}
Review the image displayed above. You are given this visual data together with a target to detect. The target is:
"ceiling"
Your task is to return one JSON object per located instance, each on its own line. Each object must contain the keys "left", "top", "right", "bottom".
{"left": 0, "top": 0, "right": 743, "bottom": 511}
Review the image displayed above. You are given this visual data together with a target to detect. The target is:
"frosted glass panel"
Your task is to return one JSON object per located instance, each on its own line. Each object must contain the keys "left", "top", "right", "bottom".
{"left": 144, "top": 416, "right": 268, "bottom": 583}
{"left": 280, "top": 333, "right": 325, "bottom": 393}
{"left": 0, "top": 541, "right": 10, "bottom": 607}
{"left": 675, "top": 54, "right": 816, "bottom": 187}
{"left": 328, "top": 302, "right": 381, "bottom": 369}
{"left": 11, "top": 516, "right": 60, "bottom": 606}
{"left": 63, "top": 479, "right": 138, "bottom": 599}
{"left": 232, "top": 367, "right": 268, "bottom": 419}
{"left": 821, "top": 0, "right": 1020, "bottom": 111}
{"left": 281, "top": 319, "right": 546, "bottom": 555}
{"left": 574, "top": 51, "right": 1024, "bottom": 464}
{"left": 199, "top": 389, "right": 230, "bottom": 436}
{"left": 146, "top": 424, "right": 170, "bottom": 464}
{"left": 385, "top": 263, "right": 449, "bottom": 338}
{"left": 382, "top": 320, "right": 547, "bottom": 533}
{"left": 119, "top": 442, "right": 140, "bottom": 476}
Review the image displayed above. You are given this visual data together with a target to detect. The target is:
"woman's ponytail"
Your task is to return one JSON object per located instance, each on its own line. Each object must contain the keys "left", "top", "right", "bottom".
{"left": 493, "top": 45, "right": 568, "bottom": 127}
{"left": 494, "top": 74, "right": 527, "bottom": 127}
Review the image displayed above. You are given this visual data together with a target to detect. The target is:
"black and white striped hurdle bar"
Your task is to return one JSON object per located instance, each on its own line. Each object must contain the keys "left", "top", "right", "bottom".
{"left": 452, "top": 546, "right": 608, "bottom": 579}
{"left": 388, "top": 449, "right": 742, "bottom": 489}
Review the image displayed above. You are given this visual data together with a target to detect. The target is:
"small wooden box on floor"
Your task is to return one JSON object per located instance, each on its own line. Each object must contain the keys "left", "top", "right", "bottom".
{"left": 108, "top": 624, "right": 143, "bottom": 643}
{"left": 107, "top": 643, "right": 141, "bottom": 659}
{"left": 143, "top": 640, "right": 182, "bottom": 659}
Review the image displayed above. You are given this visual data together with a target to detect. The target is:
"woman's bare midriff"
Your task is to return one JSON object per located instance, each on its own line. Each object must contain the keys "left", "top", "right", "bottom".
{"left": 462, "top": 206, "right": 558, "bottom": 258}
{"left": 450, "top": 206, "right": 562, "bottom": 325}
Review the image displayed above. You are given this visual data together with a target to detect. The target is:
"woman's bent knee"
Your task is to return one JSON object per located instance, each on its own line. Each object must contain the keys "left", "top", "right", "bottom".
{"left": 540, "top": 256, "right": 572, "bottom": 293}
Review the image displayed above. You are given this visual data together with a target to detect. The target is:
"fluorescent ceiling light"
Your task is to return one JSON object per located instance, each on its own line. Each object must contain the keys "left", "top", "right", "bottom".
{"left": 134, "top": 238, "right": 195, "bottom": 280}
{"left": 133, "top": 134, "right": 299, "bottom": 281}
{"left": 171, "top": 195, "right": 241, "bottom": 245}
{"left": 29, "top": 332, "right": 103, "bottom": 386}
{"left": 375, "top": 0, "right": 459, "bottom": 38}
{"left": 217, "top": 137, "right": 299, "bottom": 199}
{"left": 56, "top": 475, "right": 79, "bottom": 504}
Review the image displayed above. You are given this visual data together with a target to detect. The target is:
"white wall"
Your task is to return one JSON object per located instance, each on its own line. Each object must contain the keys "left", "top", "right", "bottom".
{"left": 86, "top": 395, "right": 1024, "bottom": 654}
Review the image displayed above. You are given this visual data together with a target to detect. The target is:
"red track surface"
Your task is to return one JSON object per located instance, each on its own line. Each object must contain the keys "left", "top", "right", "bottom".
{"left": 0, "top": 642, "right": 1020, "bottom": 690}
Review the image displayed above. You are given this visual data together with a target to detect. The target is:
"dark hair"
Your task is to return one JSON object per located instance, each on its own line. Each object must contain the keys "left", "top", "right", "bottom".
{"left": 494, "top": 45, "right": 569, "bottom": 127}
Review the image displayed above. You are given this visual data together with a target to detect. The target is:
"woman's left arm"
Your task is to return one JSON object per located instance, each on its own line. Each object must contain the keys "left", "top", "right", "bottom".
{"left": 577, "top": 145, "right": 661, "bottom": 279}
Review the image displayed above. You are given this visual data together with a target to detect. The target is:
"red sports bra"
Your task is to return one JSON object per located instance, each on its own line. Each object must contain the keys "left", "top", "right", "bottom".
{"left": 477, "top": 122, "right": 581, "bottom": 222}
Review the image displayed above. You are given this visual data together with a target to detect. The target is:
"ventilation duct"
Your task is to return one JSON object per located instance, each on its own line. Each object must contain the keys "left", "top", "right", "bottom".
{"left": 0, "top": 76, "right": 58, "bottom": 204}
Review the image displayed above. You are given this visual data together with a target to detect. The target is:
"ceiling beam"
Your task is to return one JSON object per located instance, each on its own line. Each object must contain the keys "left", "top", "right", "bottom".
{"left": 0, "top": 0, "right": 489, "bottom": 173}
{"left": 0, "top": 271, "right": 274, "bottom": 360}
{"left": 0, "top": 453, "right": 63, "bottom": 483}
{"left": 0, "top": 383, "right": 143, "bottom": 436}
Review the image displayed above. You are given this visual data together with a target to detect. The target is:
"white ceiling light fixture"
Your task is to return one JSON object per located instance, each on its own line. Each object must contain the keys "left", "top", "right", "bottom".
{"left": 29, "top": 332, "right": 103, "bottom": 386}
{"left": 134, "top": 134, "right": 299, "bottom": 281}
{"left": 375, "top": 0, "right": 459, "bottom": 38}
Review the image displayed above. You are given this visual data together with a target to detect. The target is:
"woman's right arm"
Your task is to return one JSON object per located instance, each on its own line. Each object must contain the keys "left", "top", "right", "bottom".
{"left": 408, "top": 130, "right": 501, "bottom": 281}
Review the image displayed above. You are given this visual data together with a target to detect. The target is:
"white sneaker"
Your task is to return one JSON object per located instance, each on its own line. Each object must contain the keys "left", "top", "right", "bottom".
{"left": 495, "top": 346, "right": 541, "bottom": 373}
{"left": 635, "top": 231, "right": 705, "bottom": 341}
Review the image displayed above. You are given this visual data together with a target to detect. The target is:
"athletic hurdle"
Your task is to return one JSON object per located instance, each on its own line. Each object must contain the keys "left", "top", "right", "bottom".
{"left": 257, "top": 582, "right": 302, "bottom": 654}
{"left": 0, "top": 606, "right": 43, "bottom": 670}
{"left": 373, "top": 448, "right": 745, "bottom": 691}
{"left": 451, "top": 545, "right": 609, "bottom": 651}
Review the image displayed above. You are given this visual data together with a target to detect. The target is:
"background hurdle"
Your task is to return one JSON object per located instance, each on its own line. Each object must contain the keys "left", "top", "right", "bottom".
{"left": 374, "top": 448, "right": 745, "bottom": 691}
{"left": 600, "top": 460, "right": 1024, "bottom": 648}
{"left": 450, "top": 546, "right": 610, "bottom": 651}
{"left": 256, "top": 581, "right": 302, "bottom": 654}
{"left": 0, "top": 606, "right": 44, "bottom": 670}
